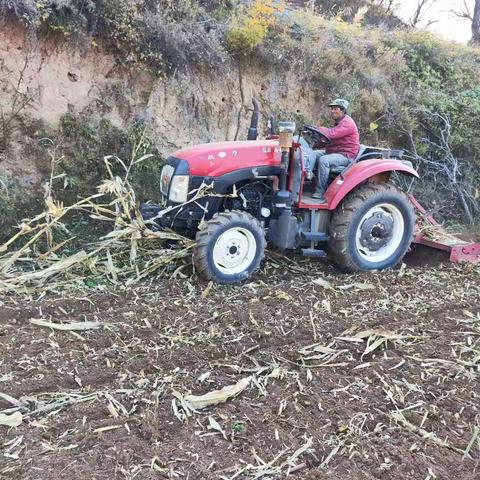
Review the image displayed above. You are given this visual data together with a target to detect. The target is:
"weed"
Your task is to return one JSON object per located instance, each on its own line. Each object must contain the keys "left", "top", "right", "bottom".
{"left": 232, "top": 420, "right": 247, "bottom": 434}
{"left": 226, "top": 0, "right": 283, "bottom": 54}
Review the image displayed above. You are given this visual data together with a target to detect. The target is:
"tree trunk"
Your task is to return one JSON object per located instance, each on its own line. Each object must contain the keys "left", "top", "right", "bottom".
{"left": 472, "top": 0, "right": 480, "bottom": 44}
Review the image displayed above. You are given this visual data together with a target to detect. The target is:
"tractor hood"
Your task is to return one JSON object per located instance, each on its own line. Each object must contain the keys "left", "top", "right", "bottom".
{"left": 173, "top": 140, "right": 282, "bottom": 177}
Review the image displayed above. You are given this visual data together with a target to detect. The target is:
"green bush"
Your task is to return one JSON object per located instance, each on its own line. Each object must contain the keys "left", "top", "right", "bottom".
{"left": 0, "top": 113, "right": 162, "bottom": 243}
{"left": 55, "top": 113, "right": 162, "bottom": 204}
{"left": 0, "top": 175, "right": 42, "bottom": 242}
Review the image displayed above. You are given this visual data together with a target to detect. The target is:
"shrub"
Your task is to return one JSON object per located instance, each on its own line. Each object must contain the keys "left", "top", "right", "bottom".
{"left": 361, "top": 4, "right": 406, "bottom": 30}
{"left": 141, "top": 3, "right": 228, "bottom": 72}
{"left": 0, "top": 0, "right": 37, "bottom": 21}
{"left": 226, "top": 0, "right": 283, "bottom": 54}
{"left": 1, "top": 0, "right": 229, "bottom": 72}
{"left": 54, "top": 113, "right": 162, "bottom": 205}
{"left": 312, "top": 0, "right": 367, "bottom": 22}
{"left": 0, "top": 175, "right": 42, "bottom": 242}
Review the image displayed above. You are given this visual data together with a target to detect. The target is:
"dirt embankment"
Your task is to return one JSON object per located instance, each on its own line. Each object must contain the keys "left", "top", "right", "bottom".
{"left": 0, "top": 260, "right": 479, "bottom": 479}
{"left": 0, "top": 20, "right": 319, "bottom": 190}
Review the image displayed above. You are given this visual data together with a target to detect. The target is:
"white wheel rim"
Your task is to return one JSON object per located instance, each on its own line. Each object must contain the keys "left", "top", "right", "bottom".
{"left": 212, "top": 227, "right": 257, "bottom": 275}
{"left": 355, "top": 203, "right": 405, "bottom": 264}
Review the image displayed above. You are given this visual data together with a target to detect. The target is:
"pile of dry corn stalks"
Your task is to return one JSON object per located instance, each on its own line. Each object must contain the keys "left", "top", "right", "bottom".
{"left": 0, "top": 156, "right": 196, "bottom": 294}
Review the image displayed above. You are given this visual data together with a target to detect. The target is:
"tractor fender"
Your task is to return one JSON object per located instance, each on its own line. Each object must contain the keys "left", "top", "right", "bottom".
{"left": 325, "top": 159, "right": 418, "bottom": 210}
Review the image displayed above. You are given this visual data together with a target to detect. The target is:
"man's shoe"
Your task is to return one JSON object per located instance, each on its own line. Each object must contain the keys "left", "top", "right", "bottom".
{"left": 312, "top": 192, "right": 326, "bottom": 202}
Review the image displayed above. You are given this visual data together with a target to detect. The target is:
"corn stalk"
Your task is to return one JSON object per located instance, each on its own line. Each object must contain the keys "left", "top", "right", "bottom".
{"left": 0, "top": 151, "right": 195, "bottom": 294}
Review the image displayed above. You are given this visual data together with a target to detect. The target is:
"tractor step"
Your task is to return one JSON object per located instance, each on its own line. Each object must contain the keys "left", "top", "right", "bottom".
{"left": 301, "top": 248, "right": 327, "bottom": 258}
{"left": 301, "top": 232, "right": 329, "bottom": 242}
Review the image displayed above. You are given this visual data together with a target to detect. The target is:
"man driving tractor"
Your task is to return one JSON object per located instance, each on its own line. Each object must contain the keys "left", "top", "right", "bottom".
{"left": 311, "top": 99, "right": 360, "bottom": 201}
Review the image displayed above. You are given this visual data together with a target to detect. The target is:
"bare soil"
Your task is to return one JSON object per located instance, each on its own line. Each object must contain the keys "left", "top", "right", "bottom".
{"left": 0, "top": 257, "right": 479, "bottom": 479}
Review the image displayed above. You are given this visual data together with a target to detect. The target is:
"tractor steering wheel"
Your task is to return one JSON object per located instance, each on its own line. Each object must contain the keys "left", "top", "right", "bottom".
{"left": 302, "top": 125, "right": 331, "bottom": 148}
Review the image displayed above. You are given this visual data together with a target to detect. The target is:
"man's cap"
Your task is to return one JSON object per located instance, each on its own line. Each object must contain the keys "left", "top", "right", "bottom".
{"left": 328, "top": 98, "right": 349, "bottom": 111}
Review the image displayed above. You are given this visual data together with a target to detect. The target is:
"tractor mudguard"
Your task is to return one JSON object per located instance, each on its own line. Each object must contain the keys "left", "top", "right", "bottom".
{"left": 325, "top": 159, "right": 418, "bottom": 210}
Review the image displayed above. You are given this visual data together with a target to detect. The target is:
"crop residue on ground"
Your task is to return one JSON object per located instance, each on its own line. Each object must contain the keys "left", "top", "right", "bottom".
{"left": 0, "top": 259, "right": 479, "bottom": 479}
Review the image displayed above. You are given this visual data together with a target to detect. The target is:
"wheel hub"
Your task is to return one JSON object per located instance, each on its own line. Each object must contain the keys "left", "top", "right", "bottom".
{"left": 359, "top": 212, "right": 394, "bottom": 252}
{"left": 227, "top": 242, "right": 241, "bottom": 257}
{"left": 212, "top": 226, "right": 257, "bottom": 275}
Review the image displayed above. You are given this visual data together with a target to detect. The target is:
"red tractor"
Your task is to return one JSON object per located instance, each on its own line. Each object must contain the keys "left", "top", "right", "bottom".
{"left": 143, "top": 100, "right": 478, "bottom": 283}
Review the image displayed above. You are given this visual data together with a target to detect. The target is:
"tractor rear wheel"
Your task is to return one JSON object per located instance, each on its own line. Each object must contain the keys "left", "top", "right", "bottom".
{"left": 329, "top": 183, "right": 414, "bottom": 272}
{"left": 193, "top": 210, "right": 266, "bottom": 284}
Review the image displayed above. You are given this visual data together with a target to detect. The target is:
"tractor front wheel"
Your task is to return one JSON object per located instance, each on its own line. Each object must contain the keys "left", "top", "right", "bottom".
{"left": 193, "top": 210, "right": 266, "bottom": 284}
{"left": 329, "top": 183, "right": 414, "bottom": 272}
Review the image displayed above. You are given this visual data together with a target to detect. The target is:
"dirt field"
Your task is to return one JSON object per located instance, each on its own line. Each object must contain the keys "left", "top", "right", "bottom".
{"left": 1, "top": 254, "right": 479, "bottom": 479}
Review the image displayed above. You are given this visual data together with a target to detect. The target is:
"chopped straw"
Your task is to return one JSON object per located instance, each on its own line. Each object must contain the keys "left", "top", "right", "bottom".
{"left": 0, "top": 153, "right": 209, "bottom": 294}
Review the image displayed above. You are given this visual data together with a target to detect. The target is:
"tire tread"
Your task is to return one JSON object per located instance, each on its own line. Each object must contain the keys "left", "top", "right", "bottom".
{"left": 193, "top": 210, "right": 266, "bottom": 283}
{"left": 329, "top": 182, "right": 414, "bottom": 272}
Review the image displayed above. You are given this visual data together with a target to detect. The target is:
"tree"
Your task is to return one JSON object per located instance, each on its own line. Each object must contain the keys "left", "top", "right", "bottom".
{"left": 410, "top": 0, "right": 440, "bottom": 27}
{"left": 453, "top": 0, "right": 480, "bottom": 44}
{"left": 372, "top": 0, "right": 399, "bottom": 14}
{"left": 361, "top": 2, "right": 405, "bottom": 30}
{"left": 473, "top": 1, "right": 480, "bottom": 43}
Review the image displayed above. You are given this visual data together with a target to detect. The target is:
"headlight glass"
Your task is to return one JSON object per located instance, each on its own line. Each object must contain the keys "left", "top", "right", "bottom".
{"left": 169, "top": 175, "right": 189, "bottom": 203}
{"left": 160, "top": 165, "right": 174, "bottom": 196}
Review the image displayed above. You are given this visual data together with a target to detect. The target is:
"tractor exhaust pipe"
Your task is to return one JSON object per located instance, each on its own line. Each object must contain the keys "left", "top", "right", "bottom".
{"left": 247, "top": 98, "right": 260, "bottom": 140}
{"left": 268, "top": 115, "right": 276, "bottom": 136}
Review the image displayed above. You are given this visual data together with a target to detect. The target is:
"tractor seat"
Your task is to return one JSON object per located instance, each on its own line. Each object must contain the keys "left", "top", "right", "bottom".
{"left": 329, "top": 145, "right": 367, "bottom": 175}
{"left": 354, "top": 144, "right": 367, "bottom": 162}
{"left": 326, "top": 145, "right": 405, "bottom": 176}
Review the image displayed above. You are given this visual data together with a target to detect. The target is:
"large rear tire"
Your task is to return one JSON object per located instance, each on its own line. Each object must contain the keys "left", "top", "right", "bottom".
{"left": 193, "top": 210, "right": 266, "bottom": 284}
{"left": 329, "top": 183, "right": 414, "bottom": 272}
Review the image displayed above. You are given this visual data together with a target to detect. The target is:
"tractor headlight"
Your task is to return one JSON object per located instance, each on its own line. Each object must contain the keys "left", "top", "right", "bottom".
{"left": 169, "top": 175, "right": 189, "bottom": 203}
{"left": 160, "top": 165, "right": 175, "bottom": 196}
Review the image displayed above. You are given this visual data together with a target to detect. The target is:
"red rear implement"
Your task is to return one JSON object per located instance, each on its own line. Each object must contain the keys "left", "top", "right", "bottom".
{"left": 410, "top": 196, "right": 480, "bottom": 264}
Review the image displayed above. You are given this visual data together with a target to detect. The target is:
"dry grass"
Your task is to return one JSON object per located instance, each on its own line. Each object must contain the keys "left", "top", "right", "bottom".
{"left": 0, "top": 154, "right": 195, "bottom": 294}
